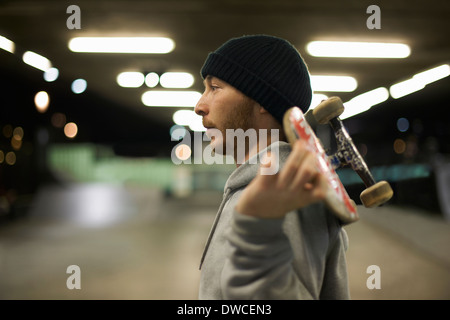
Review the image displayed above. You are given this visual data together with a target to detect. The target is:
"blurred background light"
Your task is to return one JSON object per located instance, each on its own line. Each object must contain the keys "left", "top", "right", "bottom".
{"left": 145, "top": 72, "right": 159, "bottom": 87}
{"left": 188, "top": 117, "right": 207, "bottom": 132}
{"left": 160, "top": 72, "right": 194, "bottom": 88}
{"left": 51, "top": 113, "right": 67, "bottom": 128}
{"left": 341, "top": 87, "right": 389, "bottom": 119}
{"left": 172, "top": 110, "right": 198, "bottom": 126}
{"left": 170, "top": 124, "right": 187, "bottom": 140}
{"left": 22, "top": 51, "right": 52, "bottom": 71}
{"left": 5, "top": 151, "right": 16, "bottom": 165}
{"left": 71, "top": 79, "right": 87, "bottom": 94}
{"left": 43, "top": 67, "right": 59, "bottom": 82}
{"left": 172, "top": 109, "right": 206, "bottom": 132}
{"left": 0, "top": 35, "right": 15, "bottom": 53}
{"left": 142, "top": 91, "right": 201, "bottom": 107}
{"left": 68, "top": 37, "right": 175, "bottom": 54}
{"left": 64, "top": 122, "right": 78, "bottom": 139}
{"left": 390, "top": 78, "right": 424, "bottom": 99}
{"left": 175, "top": 144, "right": 192, "bottom": 161}
{"left": 34, "top": 91, "right": 50, "bottom": 113}
{"left": 397, "top": 118, "right": 410, "bottom": 132}
{"left": 306, "top": 41, "right": 411, "bottom": 58}
{"left": 394, "top": 138, "right": 406, "bottom": 154}
{"left": 309, "top": 93, "right": 328, "bottom": 109}
{"left": 310, "top": 75, "right": 357, "bottom": 92}
{"left": 413, "top": 64, "right": 450, "bottom": 85}
{"left": 13, "top": 127, "right": 24, "bottom": 140}
{"left": 117, "top": 72, "right": 145, "bottom": 88}
{"left": 2, "top": 124, "right": 13, "bottom": 138}
{"left": 390, "top": 64, "right": 450, "bottom": 99}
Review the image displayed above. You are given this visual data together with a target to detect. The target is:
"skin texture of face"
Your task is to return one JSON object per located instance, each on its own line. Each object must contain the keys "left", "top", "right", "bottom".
{"left": 195, "top": 76, "right": 259, "bottom": 162}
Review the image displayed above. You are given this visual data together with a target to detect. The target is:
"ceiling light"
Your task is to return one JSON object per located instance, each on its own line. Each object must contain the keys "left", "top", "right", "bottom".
{"left": 44, "top": 67, "right": 59, "bottom": 82}
{"left": 0, "top": 35, "right": 15, "bottom": 53}
{"left": 160, "top": 72, "right": 194, "bottom": 88}
{"left": 172, "top": 110, "right": 206, "bottom": 132}
{"left": 68, "top": 37, "right": 175, "bottom": 54}
{"left": 170, "top": 124, "right": 187, "bottom": 140}
{"left": 173, "top": 110, "right": 198, "bottom": 126}
{"left": 117, "top": 72, "right": 145, "bottom": 88}
{"left": 306, "top": 41, "right": 410, "bottom": 58}
{"left": 389, "top": 64, "right": 450, "bottom": 99}
{"left": 34, "top": 91, "right": 50, "bottom": 113}
{"left": 341, "top": 87, "right": 389, "bottom": 119}
{"left": 71, "top": 79, "right": 87, "bottom": 94}
{"left": 64, "top": 122, "right": 78, "bottom": 139}
{"left": 412, "top": 64, "right": 450, "bottom": 86}
{"left": 145, "top": 72, "right": 159, "bottom": 87}
{"left": 309, "top": 94, "right": 328, "bottom": 109}
{"left": 188, "top": 117, "right": 207, "bottom": 132}
{"left": 310, "top": 75, "right": 357, "bottom": 92}
{"left": 22, "top": 51, "right": 52, "bottom": 71}
{"left": 389, "top": 78, "right": 424, "bottom": 99}
{"left": 142, "top": 91, "right": 201, "bottom": 107}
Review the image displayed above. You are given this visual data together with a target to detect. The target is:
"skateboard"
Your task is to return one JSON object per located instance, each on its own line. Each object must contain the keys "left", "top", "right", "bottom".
{"left": 283, "top": 96, "right": 393, "bottom": 224}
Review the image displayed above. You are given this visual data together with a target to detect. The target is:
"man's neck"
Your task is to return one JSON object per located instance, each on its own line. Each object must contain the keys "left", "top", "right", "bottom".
{"left": 235, "top": 130, "right": 283, "bottom": 168}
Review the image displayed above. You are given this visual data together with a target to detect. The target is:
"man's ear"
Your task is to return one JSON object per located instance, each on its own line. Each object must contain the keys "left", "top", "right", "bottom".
{"left": 259, "top": 105, "right": 268, "bottom": 114}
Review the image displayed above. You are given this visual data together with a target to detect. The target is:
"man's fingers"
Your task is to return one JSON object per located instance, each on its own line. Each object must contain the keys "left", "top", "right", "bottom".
{"left": 277, "top": 140, "right": 309, "bottom": 187}
{"left": 290, "top": 151, "right": 318, "bottom": 191}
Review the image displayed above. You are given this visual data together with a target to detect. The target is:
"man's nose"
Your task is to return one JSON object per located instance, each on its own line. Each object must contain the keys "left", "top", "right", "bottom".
{"left": 194, "top": 94, "right": 208, "bottom": 116}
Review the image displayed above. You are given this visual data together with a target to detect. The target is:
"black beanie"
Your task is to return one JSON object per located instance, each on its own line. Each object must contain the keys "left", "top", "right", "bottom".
{"left": 201, "top": 35, "right": 312, "bottom": 124}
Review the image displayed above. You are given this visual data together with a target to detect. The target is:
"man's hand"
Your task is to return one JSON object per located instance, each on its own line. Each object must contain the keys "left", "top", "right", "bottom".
{"left": 236, "top": 140, "right": 328, "bottom": 219}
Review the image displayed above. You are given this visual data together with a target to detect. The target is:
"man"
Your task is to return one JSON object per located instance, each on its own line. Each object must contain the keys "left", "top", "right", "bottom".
{"left": 195, "top": 35, "right": 350, "bottom": 299}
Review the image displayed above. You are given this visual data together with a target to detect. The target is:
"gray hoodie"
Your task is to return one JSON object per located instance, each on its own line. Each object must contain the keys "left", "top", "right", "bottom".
{"left": 198, "top": 141, "right": 350, "bottom": 300}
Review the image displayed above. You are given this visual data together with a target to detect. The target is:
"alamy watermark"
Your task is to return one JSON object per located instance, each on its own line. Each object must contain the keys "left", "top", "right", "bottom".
{"left": 366, "top": 264, "right": 381, "bottom": 290}
{"left": 366, "top": 5, "right": 381, "bottom": 30}
{"left": 67, "top": 5, "right": 81, "bottom": 30}
{"left": 171, "top": 128, "right": 280, "bottom": 175}
{"left": 66, "top": 264, "right": 81, "bottom": 290}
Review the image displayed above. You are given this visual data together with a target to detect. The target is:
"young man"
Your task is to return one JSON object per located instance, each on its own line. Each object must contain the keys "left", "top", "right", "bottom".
{"left": 195, "top": 35, "right": 350, "bottom": 299}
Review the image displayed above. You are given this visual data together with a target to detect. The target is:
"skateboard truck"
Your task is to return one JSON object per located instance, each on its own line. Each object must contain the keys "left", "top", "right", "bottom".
{"left": 309, "top": 97, "right": 393, "bottom": 208}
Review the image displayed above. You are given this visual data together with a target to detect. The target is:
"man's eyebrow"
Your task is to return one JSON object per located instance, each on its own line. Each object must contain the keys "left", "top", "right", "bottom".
{"left": 203, "top": 75, "right": 212, "bottom": 87}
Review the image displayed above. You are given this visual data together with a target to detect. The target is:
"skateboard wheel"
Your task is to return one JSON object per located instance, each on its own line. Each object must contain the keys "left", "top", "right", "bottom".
{"left": 360, "top": 181, "right": 394, "bottom": 208}
{"left": 312, "top": 96, "right": 345, "bottom": 124}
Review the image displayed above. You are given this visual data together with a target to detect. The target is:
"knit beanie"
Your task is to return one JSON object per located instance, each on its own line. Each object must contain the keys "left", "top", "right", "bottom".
{"left": 201, "top": 35, "right": 312, "bottom": 124}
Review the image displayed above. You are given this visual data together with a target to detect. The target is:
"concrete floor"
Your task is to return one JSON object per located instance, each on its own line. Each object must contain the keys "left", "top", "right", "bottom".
{"left": 0, "top": 182, "right": 449, "bottom": 300}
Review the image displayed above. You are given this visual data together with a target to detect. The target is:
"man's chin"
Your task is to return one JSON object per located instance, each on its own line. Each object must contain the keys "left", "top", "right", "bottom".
{"left": 208, "top": 139, "right": 225, "bottom": 155}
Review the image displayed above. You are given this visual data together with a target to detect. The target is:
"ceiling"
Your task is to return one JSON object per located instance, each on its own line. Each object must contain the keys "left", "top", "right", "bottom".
{"left": 1, "top": 0, "right": 449, "bottom": 158}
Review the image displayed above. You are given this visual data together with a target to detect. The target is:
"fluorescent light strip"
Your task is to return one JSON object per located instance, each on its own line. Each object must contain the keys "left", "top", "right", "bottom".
{"left": 341, "top": 87, "right": 389, "bottom": 119}
{"left": 173, "top": 110, "right": 206, "bottom": 132}
{"left": 389, "top": 78, "right": 424, "bottom": 99}
{"left": 160, "top": 72, "right": 194, "bottom": 88}
{"left": 310, "top": 75, "right": 357, "bottom": 92}
{"left": 142, "top": 91, "right": 201, "bottom": 107}
{"left": 22, "top": 51, "right": 52, "bottom": 71}
{"left": 68, "top": 37, "right": 175, "bottom": 54}
{"left": 390, "top": 64, "right": 450, "bottom": 99}
{"left": 0, "top": 35, "right": 15, "bottom": 53}
{"left": 309, "top": 94, "right": 328, "bottom": 109}
{"left": 117, "top": 72, "right": 145, "bottom": 88}
{"left": 306, "top": 41, "right": 410, "bottom": 58}
{"left": 412, "top": 64, "right": 450, "bottom": 86}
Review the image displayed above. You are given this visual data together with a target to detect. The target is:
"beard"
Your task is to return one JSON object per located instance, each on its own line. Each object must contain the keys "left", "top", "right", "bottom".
{"left": 204, "top": 97, "right": 256, "bottom": 157}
